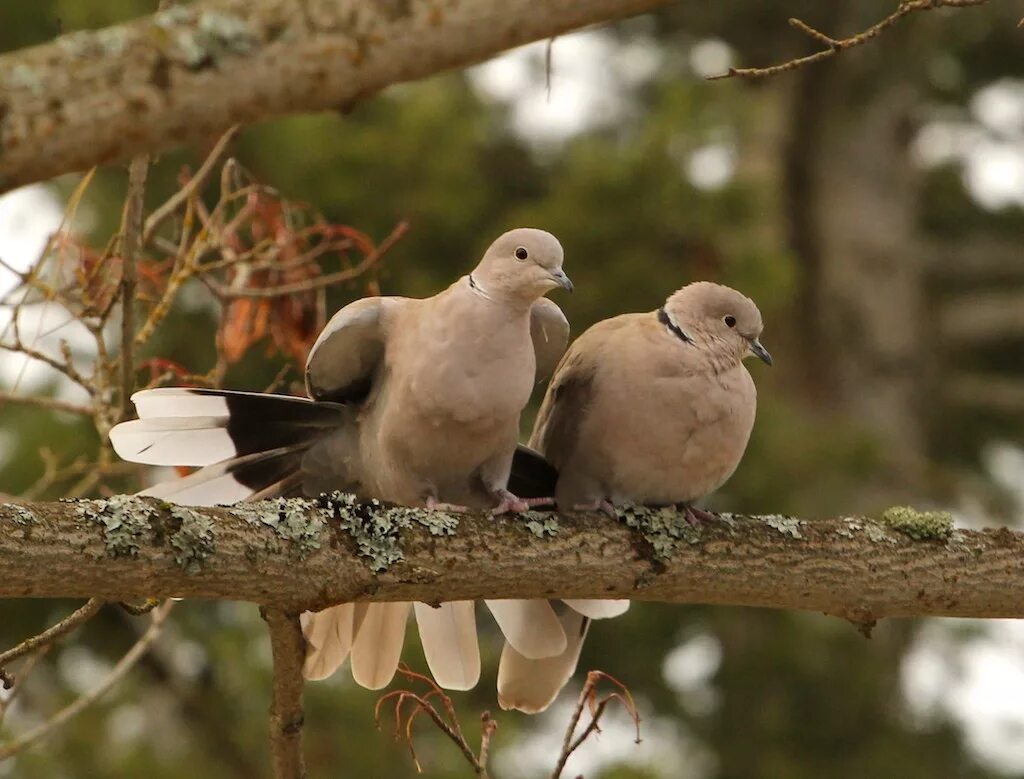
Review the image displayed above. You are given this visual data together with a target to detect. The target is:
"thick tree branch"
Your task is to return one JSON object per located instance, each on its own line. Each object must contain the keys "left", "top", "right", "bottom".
{"left": 0, "top": 0, "right": 673, "bottom": 192}
{"left": 0, "top": 497, "right": 1020, "bottom": 627}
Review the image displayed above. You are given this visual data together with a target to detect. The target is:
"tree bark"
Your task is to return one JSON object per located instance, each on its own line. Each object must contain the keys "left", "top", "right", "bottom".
{"left": 0, "top": 0, "right": 672, "bottom": 193}
{"left": 262, "top": 608, "right": 307, "bottom": 779}
{"left": 2, "top": 497, "right": 1023, "bottom": 625}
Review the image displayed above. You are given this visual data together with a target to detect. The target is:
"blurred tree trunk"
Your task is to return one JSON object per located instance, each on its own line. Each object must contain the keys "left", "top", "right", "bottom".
{"left": 783, "top": 10, "right": 926, "bottom": 492}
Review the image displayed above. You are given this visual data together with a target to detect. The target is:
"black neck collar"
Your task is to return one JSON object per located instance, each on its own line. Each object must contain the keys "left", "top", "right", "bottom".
{"left": 658, "top": 307, "right": 693, "bottom": 344}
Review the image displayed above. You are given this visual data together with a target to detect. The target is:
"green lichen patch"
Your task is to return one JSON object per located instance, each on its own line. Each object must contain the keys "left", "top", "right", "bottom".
{"left": 8, "top": 504, "right": 37, "bottom": 526}
{"left": 76, "top": 495, "right": 157, "bottom": 558}
{"left": 316, "top": 492, "right": 459, "bottom": 573}
{"left": 763, "top": 515, "right": 804, "bottom": 540}
{"left": 521, "top": 512, "right": 559, "bottom": 538}
{"left": 232, "top": 498, "right": 326, "bottom": 560}
{"left": 879, "top": 506, "right": 953, "bottom": 541}
{"left": 154, "top": 7, "right": 258, "bottom": 69}
{"left": 617, "top": 504, "right": 702, "bottom": 561}
{"left": 6, "top": 64, "right": 44, "bottom": 96}
{"left": 169, "top": 506, "right": 216, "bottom": 575}
{"left": 835, "top": 518, "right": 861, "bottom": 539}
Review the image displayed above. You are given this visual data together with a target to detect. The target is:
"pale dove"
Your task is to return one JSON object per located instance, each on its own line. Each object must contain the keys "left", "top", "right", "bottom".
{"left": 500, "top": 281, "right": 771, "bottom": 712}
{"left": 111, "top": 228, "right": 573, "bottom": 693}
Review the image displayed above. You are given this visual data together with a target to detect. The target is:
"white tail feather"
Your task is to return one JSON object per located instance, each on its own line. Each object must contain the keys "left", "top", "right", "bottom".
{"left": 131, "top": 387, "right": 321, "bottom": 418}
{"left": 484, "top": 599, "right": 567, "bottom": 660}
{"left": 301, "top": 604, "right": 356, "bottom": 681}
{"left": 350, "top": 602, "right": 410, "bottom": 690}
{"left": 140, "top": 473, "right": 253, "bottom": 506}
{"left": 497, "top": 610, "right": 589, "bottom": 714}
{"left": 413, "top": 601, "right": 480, "bottom": 691}
{"left": 110, "top": 418, "right": 235, "bottom": 465}
{"left": 562, "top": 599, "right": 631, "bottom": 619}
{"left": 131, "top": 388, "right": 231, "bottom": 418}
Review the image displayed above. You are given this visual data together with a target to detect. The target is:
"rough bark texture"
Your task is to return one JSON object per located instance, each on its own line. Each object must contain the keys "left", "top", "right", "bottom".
{"left": 262, "top": 608, "right": 307, "bottom": 779}
{"left": 2, "top": 497, "right": 1021, "bottom": 625}
{"left": 0, "top": 0, "right": 672, "bottom": 192}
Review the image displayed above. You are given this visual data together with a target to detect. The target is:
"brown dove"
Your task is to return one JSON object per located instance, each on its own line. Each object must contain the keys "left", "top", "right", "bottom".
{"left": 500, "top": 281, "right": 771, "bottom": 712}
{"left": 110, "top": 228, "right": 573, "bottom": 693}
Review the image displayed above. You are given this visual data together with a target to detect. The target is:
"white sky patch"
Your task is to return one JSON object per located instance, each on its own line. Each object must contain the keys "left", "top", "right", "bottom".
{"left": 983, "top": 443, "right": 1024, "bottom": 516}
{"left": 663, "top": 630, "right": 722, "bottom": 716}
{"left": 469, "top": 30, "right": 660, "bottom": 145}
{"left": 496, "top": 696, "right": 711, "bottom": 779}
{"left": 903, "top": 620, "right": 1024, "bottom": 775}
{"left": 689, "top": 39, "right": 734, "bottom": 80}
{"left": 686, "top": 143, "right": 737, "bottom": 191}
{"left": 972, "top": 80, "right": 1024, "bottom": 138}
{"left": 914, "top": 79, "right": 1024, "bottom": 209}
{"left": 0, "top": 185, "right": 63, "bottom": 297}
{"left": 0, "top": 184, "right": 95, "bottom": 401}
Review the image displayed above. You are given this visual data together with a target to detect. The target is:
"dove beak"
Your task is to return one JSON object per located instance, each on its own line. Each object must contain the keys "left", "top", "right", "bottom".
{"left": 549, "top": 269, "right": 574, "bottom": 293}
{"left": 748, "top": 338, "right": 773, "bottom": 366}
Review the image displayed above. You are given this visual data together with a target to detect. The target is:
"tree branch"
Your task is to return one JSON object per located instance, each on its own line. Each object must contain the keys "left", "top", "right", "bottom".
{"left": 708, "top": 0, "right": 988, "bottom": 81}
{"left": 119, "top": 155, "right": 149, "bottom": 423}
{"left": 0, "top": 601, "right": 173, "bottom": 761}
{"left": 0, "top": 497, "right": 1020, "bottom": 626}
{"left": 262, "top": 608, "right": 306, "bottom": 779}
{"left": 0, "top": 0, "right": 673, "bottom": 192}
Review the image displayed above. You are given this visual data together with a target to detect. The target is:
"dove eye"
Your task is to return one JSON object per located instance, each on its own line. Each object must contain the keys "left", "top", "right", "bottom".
{"left": 724, "top": 315, "right": 737, "bottom": 328}
{"left": 514, "top": 247, "right": 529, "bottom": 261}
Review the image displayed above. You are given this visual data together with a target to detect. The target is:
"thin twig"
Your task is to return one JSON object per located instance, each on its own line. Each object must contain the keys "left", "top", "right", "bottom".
{"left": 376, "top": 666, "right": 488, "bottom": 776}
{"left": 0, "top": 601, "right": 173, "bottom": 762}
{"left": 120, "top": 154, "right": 149, "bottom": 422}
{"left": 118, "top": 598, "right": 162, "bottom": 616}
{"left": 0, "top": 392, "right": 92, "bottom": 416}
{"left": 708, "top": 0, "right": 989, "bottom": 81}
{"left": 0, "top": 599, "right": 104, "bottom": 671}
{"left": 551, "top": 671, "right": 642, "bottom": 779}
{"left": 208, "top": 221, "right": 409, "bottom": 299}
{"left": 0, "top": 648, "right": 49, "bottom": 728}
{"left": 478, "top": 712, "right": 497, "bottom": 776}
{"left": 142, "top": 126, "right": 240, "bottom": 245}
{"left": 261, "top": 608, "right": 306, "bottom": 779}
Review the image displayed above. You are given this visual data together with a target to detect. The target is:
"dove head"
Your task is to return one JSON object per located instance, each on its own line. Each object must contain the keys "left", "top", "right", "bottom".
{"left": 470, "top": 228, "right": 572, "bottom": 305}
{"left": 663, "top": 282, "right": 772, "bottom": 366}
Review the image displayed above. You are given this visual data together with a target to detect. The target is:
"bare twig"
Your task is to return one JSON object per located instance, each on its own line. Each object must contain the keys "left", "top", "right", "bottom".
{"left": 0, "top": 648, "right": 49, "bottom": 728}
{"left": 551, "top": 671, "right": 642, "bottom": 779}
{"left": 0, "top": 392, "right": 92, "bottom": 416}
{"left": 118, "top": 598, "right": 162, "bottom": 616}
{"left": 708, "top": 0, "right": 989, "bottom": 81}
{"left": 119, "top": 155, "right": 149, "bottom": 422}
{"left": 143, "top": 126, "right": 240, "bottom": 246}
{"left": 376, "top": 665, "right": 489, "bottom": 776}
{"left": 0, "top": 599, "right": 104, "bottom": 673}
{"left": 261, "top": 608, "right": 306, "bottom": 779}
{"left": 0, "top": 600, "right": 173, "bottom": 762}
{"left": 207, "top": 221, "right": 409, "bottom": 299}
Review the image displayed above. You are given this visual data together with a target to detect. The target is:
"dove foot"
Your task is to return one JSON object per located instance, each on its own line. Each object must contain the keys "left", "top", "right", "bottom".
{"left": 572, "top": 499, "right": 617, "bottom": 517}
{"left": 426, "top": 496, "right": 470, "bottom": 513}
{"left": 491, "top": 489, "right": 530, "bottom": 515}
{"left": 522, "top": 496, "right": 557, "bottom": 508}
{"left": 680, "top": 504, "right": 717, "bottom": 525}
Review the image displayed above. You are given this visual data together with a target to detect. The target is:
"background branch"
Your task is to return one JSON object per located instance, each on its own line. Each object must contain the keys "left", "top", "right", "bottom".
{"left": 0, "top": 0, "right": 673, "bottom": 192}
{"left": 709, "top": 0, "right": 989, "bottom": 80}
{"left": 0, "top": 601, "right": 173, "bottom": 762}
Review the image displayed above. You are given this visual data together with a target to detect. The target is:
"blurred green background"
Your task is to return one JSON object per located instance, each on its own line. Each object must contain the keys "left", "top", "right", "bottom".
{"left": 2, "top": 1, "right": 1024, "bottom": 777}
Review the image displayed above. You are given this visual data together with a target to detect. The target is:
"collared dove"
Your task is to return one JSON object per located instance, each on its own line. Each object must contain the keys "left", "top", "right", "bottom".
{"left": 501, "top": 281, "right": 771, "bottom": 713}
{"left": 110, "top": 228, "right": 574, "bottom": 693}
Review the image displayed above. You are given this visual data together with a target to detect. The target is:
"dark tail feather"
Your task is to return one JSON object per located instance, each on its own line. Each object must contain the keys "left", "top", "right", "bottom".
{"left": 508, "top": 444, "right": 559, "bottom": 499}
{"left": 115, "top": 388, "right": 353, "bottom": 506}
